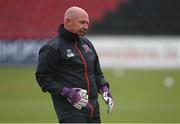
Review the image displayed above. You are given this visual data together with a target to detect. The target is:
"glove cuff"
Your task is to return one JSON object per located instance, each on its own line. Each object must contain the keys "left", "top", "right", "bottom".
{"left": 61, "top": 86, "right": 71, "bottom": 96}
{"left": 100, "top": 85, "right": 109, "bottom": 93}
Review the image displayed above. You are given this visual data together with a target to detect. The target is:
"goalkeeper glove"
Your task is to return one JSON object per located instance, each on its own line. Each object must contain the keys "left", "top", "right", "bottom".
{"left": 101, "top": 85, "right": 114, "bottom": 114}
{"left": 61, "top": 87, "right": 88, "bottom": 109}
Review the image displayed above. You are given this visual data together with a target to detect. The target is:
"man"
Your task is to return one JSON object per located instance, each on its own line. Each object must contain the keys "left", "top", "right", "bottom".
{"left": 35, "top": 6, "right": 113, "bottom": 123}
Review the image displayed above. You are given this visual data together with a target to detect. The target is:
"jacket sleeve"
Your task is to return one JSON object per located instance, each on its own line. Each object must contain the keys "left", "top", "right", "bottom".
{"left": 93, "top": 47, "right": 109, "bottom": 92}
{"left": 94, "top": 48, "right": 109, "bottom": 91}
{"left": 35, "top": 45, "right": 64, "bottom": 97}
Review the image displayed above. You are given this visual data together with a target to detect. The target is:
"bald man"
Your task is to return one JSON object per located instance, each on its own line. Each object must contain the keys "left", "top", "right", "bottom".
{"left": 35, "top": 6, "right": 113, "bottom": 123}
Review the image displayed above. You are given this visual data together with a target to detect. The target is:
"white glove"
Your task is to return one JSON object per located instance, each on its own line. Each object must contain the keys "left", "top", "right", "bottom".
{"left": 102, "top": 92, "right": 114, "bottom": 114}
{"left": 67, "top": 88, "right": 88, "bottom": 109}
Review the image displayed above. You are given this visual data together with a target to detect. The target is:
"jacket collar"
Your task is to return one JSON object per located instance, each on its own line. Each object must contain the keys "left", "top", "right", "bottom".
{"left": 58, "top": 24, "right": 79, "bottom": 42}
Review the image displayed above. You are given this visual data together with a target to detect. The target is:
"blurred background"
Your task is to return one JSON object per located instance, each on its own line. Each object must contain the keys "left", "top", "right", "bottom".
{"left": 0, "top": 0, "right": 180, "bottom": 123}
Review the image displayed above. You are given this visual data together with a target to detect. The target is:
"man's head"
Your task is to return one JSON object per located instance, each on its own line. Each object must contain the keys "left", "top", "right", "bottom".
{"left": 64, "top": 6, "right": 89, "bottom": 36}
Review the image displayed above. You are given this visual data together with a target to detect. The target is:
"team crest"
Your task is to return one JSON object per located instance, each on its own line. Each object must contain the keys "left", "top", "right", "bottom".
{"left": 66, "top": 49, "right": 74, "bottom": 58}
{"left": 82, "top": 44, "right": 92, "bottom": 53}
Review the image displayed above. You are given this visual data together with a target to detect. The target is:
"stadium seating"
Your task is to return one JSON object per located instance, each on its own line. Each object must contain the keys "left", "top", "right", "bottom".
{"left": 0, "top": 0, "right": 120, "bottom": 39}
{"left": 1, "top": 0, "right": 179, "bottom": 38}
{"left": 90, "top": 0, "right": 180, "bottom": 35}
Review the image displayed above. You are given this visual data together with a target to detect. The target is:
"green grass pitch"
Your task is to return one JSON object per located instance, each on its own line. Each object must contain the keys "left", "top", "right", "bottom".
{"left": 0, "top": 66, "right": 179, "bottom": 123}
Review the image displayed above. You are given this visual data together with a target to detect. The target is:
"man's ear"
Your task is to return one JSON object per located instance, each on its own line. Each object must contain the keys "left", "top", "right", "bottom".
{"left": 65, "top": 18, "right": 71, "bottom": 26}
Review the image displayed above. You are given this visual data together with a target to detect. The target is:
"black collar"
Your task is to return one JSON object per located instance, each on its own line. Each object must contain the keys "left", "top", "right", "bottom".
{"left": 58, "top": 24, "right": 79, "bottom": 42}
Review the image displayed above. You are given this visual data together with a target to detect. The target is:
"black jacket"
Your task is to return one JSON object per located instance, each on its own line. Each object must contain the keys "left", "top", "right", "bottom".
{"left": 35, "top": 25, "right": 108, "bottom": 119}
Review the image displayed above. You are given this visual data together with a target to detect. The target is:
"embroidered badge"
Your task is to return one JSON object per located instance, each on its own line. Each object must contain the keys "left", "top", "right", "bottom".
{"left": 82, "top": 44, "right": 92, "bottom": 53}
{"left": 66, "top": 49, "right": 74, "bottom": 58}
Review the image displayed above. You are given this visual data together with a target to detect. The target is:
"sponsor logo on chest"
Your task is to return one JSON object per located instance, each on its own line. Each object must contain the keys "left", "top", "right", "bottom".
{"left": 66, "top": 49, "right": 74, "bottom": 58}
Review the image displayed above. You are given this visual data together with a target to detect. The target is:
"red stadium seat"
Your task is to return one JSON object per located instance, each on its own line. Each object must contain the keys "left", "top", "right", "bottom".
{"left": 0, "top": 0, "right": 121, "bottom": 39}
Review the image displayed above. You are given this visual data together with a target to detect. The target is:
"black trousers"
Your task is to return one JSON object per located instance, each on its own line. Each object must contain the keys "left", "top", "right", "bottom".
{"left": 59, "top": 115, "right": 101, "bottom": 123}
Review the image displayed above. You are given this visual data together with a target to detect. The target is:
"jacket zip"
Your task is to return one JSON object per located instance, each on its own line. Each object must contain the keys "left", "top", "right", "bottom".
{"left": 74, "top": 41, "right": 94, "bottom": 117}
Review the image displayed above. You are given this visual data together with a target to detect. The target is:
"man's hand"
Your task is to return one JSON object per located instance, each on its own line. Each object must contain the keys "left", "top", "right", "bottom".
{"left": 67, "top": 88, "right": 88, "bottom": 109}
{"left": 101, "top": 85, "right": 114, "bottom": 114}
{"left": 102, "top": 91, "right": 114, "bottom": 113}
{"left": 61, "top": 87, "right": 88, "bottom": 109}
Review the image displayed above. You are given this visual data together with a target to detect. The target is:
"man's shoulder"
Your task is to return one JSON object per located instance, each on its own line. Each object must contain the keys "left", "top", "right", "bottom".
{"left": 80, "top": 36, "right": 95, "bottom": 49}
{"left": 80, "top": 36, "right": 93, "bottom": 45}
{"left": 80, "top": 36, "right": 90, "bottom": 42}
{"left": 46, "top": 36, "right": 59, "bottom": 46}
{"left": 43, "top": 36, "right": 63, "bottom": 50}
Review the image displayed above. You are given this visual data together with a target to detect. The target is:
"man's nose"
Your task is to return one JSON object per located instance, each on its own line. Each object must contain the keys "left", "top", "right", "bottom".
{"left": 83, "top": 23, "right": 88, "bottom": 30}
